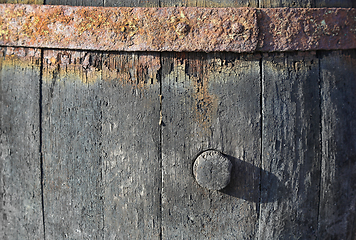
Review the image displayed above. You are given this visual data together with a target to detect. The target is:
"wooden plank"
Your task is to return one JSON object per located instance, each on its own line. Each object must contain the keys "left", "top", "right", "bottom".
{"left": 0, "top": 47, "right": 44, "bottom": 239}
{"left": 42, "top": 50, "right": 162, "bottom": 238}
{"left": 260, "top": 0, "right": 313, "bottom": 7}
{"left": 259, "top": 52, "right": 321, "bottom": 238}
{"left": 315, "top": 0, "right": 354, "bottom": 7}
{"left": 161, "top": 52, "right": 261, "bottom": 239}
{"left": 100, "top": 0, "right": 161, "bottom": 238}
{"left": 319, "top": 50, "right": 356, "bottom": 239}
{"left": 161, "top": 0, "right": 259, "bottom": 237}
{"left": 101, "top": 52, "right": 161, "bottom": 239}
{"left": 315, "top": 1, "right": 355, "bottom": 237}
{"left": 42, "top": 0, "right": 162, "bottom": 238}
{"left": 42, "top": 50, "right": 104, "bottom": 239}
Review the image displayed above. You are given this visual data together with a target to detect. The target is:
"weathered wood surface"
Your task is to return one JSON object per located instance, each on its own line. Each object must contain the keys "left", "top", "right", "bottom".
{"left": 1, "top": 0, "right": 356, "bottom": 239}
{"left": 319, "top": 50, "right": 356, "bottom": 240}
{"left": 161, "top": 52, "right": 262, "bottom": 239}
{"left": 260, "top": 52, "right": 321, "bottom": 238}
{"left": 42, "top": 49, "right": 161, "bottom": 239}
{"left": 260, "top": 0, "right": 313, "bottom": 7}
{"left": 315, "top": 0, "right": 355, "bottom": 7}
{"left": 42, "top": 50, "right": 104, "bottom": 239}
{"left": 0, "top": 47, "right": 44, "bottom": 239}
{"left": 100, "top": 52, "right": 161, "bottom": 239}
{"left": 40, "top": 0, "right": 162, "bottom": 239}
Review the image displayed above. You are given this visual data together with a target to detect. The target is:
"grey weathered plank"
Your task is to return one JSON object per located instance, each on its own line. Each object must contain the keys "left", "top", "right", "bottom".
{"left": 101, "top": 52, "right": 161, "bottom": 239}
{"left": 161, "top": 52, "right": 261, "bottom": 239}
{"left": 101, "top": 0, "right": 162, "bottom": 239}
{"left": 260, "top": 53, "right": 321, "bottom": 238}
{"left": 160, "top": 0, "right": 260, "bottom": 237}
{"left": 42, "top": 50, "right": 162, "bottom": 239}
{"left": 315, "top": 0, "right": 354, "bottom": 7}
{"left": 319, "top": 50, "right": 356, "bottom": 239}
{"left": 259, "top": 52, "right": 321, "bottom": 239}
{"left": 260, "top": 0, "right": 313, "bottom": 7}
{"left": 315, "top": 0, "right": 355, "bottom": 236}
{"left": 42, "top": 50, "right": 104, "bottom": 239}
{"left": 0, "top": 47, "right": 44, "bottom": 239}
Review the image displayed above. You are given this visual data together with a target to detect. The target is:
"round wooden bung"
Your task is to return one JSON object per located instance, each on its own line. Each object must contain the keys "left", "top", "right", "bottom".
{"left": 193, "top": 150, "right": 232, "bottom": 190}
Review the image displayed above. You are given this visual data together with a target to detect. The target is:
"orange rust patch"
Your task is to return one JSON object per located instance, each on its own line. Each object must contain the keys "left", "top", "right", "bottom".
{"left": 1, "top": 5, "right": 355, "bottom": 52}
{"left": 3, "top": 0, "right": 43, "bottom": 4}
{"left": 22, "top": 8, "right": 71, "bottom": 41}
{"left": 185, "top": 57, "right": 218, "bottom": 132}
{"left": 102, "top": 53, "right": 160, "bottom": 90}
{"left": 43, "top": 50, "right": 160, "bottom": 89}
{"left": 43, "top": 50, "right": 102, "bottom": 85}
{"left": 257, "top": 8, "right": 356, "bottom": 51}
{"left": 0, "top": 46, "right": 41, "bottom": 69}
{"left": 165, "top": 55, "right": 219, "bottom": 133}
{"left": 0, "top": 4, "right": 258, "bottom": 52}
{"left": 192, "top": 75, "right": 218, "bottom": 132}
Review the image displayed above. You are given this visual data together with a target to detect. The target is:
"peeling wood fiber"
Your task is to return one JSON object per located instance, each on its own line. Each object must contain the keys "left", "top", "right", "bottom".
{"left": 0, "top": 4, "right": 355, "bottom": 52}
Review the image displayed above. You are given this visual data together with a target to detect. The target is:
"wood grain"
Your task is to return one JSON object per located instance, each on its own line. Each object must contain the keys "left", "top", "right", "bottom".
{"left": 260, "top": 0, "right": 313, "bottom": 7}
{"left": 101, "top": 52, "right": 161, "bottom": 239}
{"left": 315, "top": 0, "right": 354, "bottom": 7}
{"left": 319, "top": 50, "right": 356, "bottom": 240}
{"left": 0, "top": 47, "right": 44, "bottom": 239}
{"left": 101, "top": 0, "right": 162, "bottom": 238}
{"left": 42, "top": 50, "right": 161, "bottom": 239}
{"left": 42, "top": 50, "right": 104, "bottom": 239}
{"left": 161, "top": 52, "right": 261, "bottom": 239}
{"left": 260, "top": 52, "right": 321, "bottom": 239}
{"left": 1, "top": 0, "right": 354, "bottom": 238}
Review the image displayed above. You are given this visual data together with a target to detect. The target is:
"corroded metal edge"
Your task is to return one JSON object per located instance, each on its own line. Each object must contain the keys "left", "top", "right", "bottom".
{"left": 257, "top": 8, "right": 356, "bottom": 52}
{"left": 0, "top": 4, "right": 355, "bottom": 52}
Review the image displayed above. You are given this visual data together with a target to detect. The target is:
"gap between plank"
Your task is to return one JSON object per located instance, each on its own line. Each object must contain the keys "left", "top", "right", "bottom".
{"left": 316, "top": 50, "right": 323, "bottom": 240}
{"left": 39, "top": 49, "right": 46, "bottom": 240}
{"left": 158, "top": 52, "right": 163, "bottom": 240}
{"left": 258, "top": 55, "right": 264, "bottom": 239}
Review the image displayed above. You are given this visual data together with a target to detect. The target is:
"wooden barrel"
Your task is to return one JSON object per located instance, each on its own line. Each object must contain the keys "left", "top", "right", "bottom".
{"left": 0, "top": 0, "right": 355, "bottom": 239}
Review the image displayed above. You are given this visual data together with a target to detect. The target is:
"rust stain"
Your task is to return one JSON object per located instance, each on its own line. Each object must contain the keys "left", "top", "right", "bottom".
{"left": 192, "top": 75, "right": 218, "bottom": 132}
{"left": 165, "top": 55, "right": 219, "bottom": 133}
{"left": 43, "top": 50, "right": 161, "bottom": 88}
{"left": 166, "top": 54, "right": 262, "bottom": 133}
{"left": 187, "top": 57, "right": 218, "bottom": 132}
{"left": 0, "top": 46, "right": 41, "bottom": 69}
{"left": 43, "top": 50, "right": 102, "bottom": 85}
{"left": 2, "top": 0, "right": 44, "bottom": 4}
{"left": 102, "top": 53, "right": 160, "bottom": 90}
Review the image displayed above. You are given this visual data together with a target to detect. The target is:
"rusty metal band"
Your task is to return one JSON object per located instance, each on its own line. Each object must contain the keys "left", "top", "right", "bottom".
{"left": 0, "top": 4, "right": 355, "bottom": 52}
